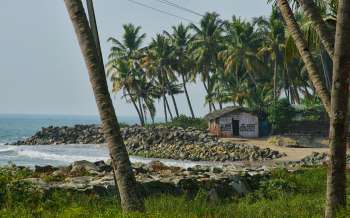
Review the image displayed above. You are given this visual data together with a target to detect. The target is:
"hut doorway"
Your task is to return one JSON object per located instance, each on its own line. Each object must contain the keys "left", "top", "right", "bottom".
{"left": 232, "top": 119, "right": 239, "bottom": 136}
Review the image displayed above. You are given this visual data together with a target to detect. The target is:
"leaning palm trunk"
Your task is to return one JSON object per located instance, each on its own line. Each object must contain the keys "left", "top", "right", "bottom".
{"left": 64, "top": 0, "right": 144, "bottom": 212}
{"left": 273, "top": 59, "right": 278, "bottom": 103}
{"left": 165, "top": 96, "right": 174, "bottom": 121}
{"left": 277, "top": 0, "right": 331, "bottom": 115}
{"left": 137, "top": 97, "right": 145, "bottom": 125}
{"left": 297, "top": 0, "right": 335, "bottom": 58}
{"left": 325, "top": 1, "right": 350, "bottom": 217}
{"left": 181, "top": 74, "right": 195, "bottom": 118}
{"left": 170, "top": 93, "right": 179, "bottom": 117}
{"left": 126, "top": 88, "right": 144, "bottom": 126}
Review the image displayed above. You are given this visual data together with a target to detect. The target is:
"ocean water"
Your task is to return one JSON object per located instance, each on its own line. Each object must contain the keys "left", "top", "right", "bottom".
{"left": 0, "top": 114, "right": 140, "bottom": 145}
{"left": 0, "top": 114, "right": 214, "bottom": 167}
{"left": 0, "top": 144, "right": 221, "bottom": 168}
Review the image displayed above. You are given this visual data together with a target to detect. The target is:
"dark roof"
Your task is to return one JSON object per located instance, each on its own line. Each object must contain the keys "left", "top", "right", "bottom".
{"left": 204, "top": 106, "right": 255, "bottom": 120}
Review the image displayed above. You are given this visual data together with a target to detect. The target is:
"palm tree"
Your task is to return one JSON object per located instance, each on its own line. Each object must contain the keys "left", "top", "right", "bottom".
{"left": 325, "top": 1, "right": 350, "bottom": 217}
{"left": 107, "top": 58, "right": 145, "bottom": 125}
{"left": 64, "top": 0, "right": 144, "bottom": 212}
{"left": 190, "top": 12, "right": 224, "bottom": 112}
{"left": 219, "top": 16, "right": 265, "bottom": 89}
{"left": 277, "top": 0, "right": 331, "bottom": 115}
{"left": 107, "top": 24, "right": 147, "bottom": 125}
{"left": 296, "top": 0, "right": 334, "bottom": 58}
{"left": 142, "top": 34, "right": 178, "bottom": 122}
{"left": 255, "top": 10, "right": 286, "bottom": 103}
{"left": 165, "top": 23, "right": 196, "bottom": 118}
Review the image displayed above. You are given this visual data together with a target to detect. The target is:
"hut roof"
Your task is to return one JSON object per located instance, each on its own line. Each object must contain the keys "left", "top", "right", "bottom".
{"left": 204, "top": 106, "right": 254, "bottom": 121}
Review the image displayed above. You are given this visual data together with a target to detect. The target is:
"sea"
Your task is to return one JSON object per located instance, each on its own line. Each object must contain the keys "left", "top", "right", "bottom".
{"left": 0, "top": 114, "right": 217, "bottom": 168}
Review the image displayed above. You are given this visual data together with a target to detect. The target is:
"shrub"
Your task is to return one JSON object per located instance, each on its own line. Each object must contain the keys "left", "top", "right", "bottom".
{"left": 268, "top": 99, "right": 296, "bottom": 132}
{"left": 146, "top": 115, "right": 208, "bottom": 130}
{"left": 167, "top": 115, "right": 208, "bottom": 130}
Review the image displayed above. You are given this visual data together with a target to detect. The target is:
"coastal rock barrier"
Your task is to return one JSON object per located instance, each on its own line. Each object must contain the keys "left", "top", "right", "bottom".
{"left": 20, "top": 160, "right": 271, "bottom": 200}
{"left": 12, "top": 125, "right": 285, "bottom": 161}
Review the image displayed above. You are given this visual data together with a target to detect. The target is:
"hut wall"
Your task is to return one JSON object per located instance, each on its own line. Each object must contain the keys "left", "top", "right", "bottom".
{"left": 218, "top": 112, "right": 259, "bottom": 138}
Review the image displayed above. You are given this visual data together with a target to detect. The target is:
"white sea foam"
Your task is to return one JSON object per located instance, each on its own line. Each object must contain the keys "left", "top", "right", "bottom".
{"left": 0, "top": 146, "right": 16, "bottom": 153}
{"left": 16, "top": 149, "right": 108, "bottom": 163}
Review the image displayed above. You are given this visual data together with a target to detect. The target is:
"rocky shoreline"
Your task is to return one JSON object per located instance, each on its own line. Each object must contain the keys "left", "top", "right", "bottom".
{"left": 17, "top": 160, "right": 271, "bottom": 200}
{"left": 11, "top": 125, "right": 285, "bottom": 162}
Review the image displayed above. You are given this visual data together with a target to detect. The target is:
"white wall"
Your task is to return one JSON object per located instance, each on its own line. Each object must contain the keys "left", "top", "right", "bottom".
{"left": 218, "top": 112, "right": 259, "bottom": 138}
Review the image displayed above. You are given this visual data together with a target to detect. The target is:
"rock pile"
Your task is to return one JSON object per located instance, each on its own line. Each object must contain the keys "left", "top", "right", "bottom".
{"left": 292, "top": 152, "right": 350, "bottom": 166}
{"left": 13, "top": 125, "right": 104, "bottom": 145}
{"left": 22, "top": 160, "right": 271, "bottom": 200}
{"left": 12, "top": 125, "right": 285, "bottom": 161}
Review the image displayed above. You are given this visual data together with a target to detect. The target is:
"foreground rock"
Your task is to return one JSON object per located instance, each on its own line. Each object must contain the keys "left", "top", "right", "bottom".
{"left": 12, "top": 125, "right": 285, "bottom": 161}
{"left": 286, "top": 152, "right": 350, "bottom": 166}
{"left": 21, "top": 160, "right": 271, "bottom": 200}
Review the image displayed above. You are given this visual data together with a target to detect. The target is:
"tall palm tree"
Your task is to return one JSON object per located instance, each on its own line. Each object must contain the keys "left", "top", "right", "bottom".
{"left": 190, "top": 12, "right": 224, "bottom": 112}
{"left": 325, "top": 1, "right": 350, "bottom": 217}
{"left": 142, "top": 34, "right": 178, "bottom": 122}
{"left": 64, "top": 0, "right": 144, "bottom": 212}
{"left": 277, "top": 0, "right": 331, "bottom": 115}
{"left": 219, "top": 16, "right": 265, "bottom": 88}
{"left": 165, "top": 23, "right": 196, "bottom": 118}
{"left": 107, "top": 24, "right": 147, "bottom": 125}
{"left": 108, "top": 23, "right": 146, "bottom": 61}
{"left": 255, "top": 10, "right": 286, "bottom": 103}
{"left": 296, "top": 0, "right": 335, "bottom": 58}
{"left": 107, "top": 58, "right": 145, "bottom": 125}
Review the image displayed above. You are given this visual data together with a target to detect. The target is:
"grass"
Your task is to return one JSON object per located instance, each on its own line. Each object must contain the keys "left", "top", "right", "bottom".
{"left": 0, "top": 167, "right": 350, "bottom": 217}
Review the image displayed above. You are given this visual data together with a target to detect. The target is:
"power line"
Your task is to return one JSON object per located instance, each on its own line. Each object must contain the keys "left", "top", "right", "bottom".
{"left": 126, "top": 0, "right": 195, "bottom": 23}
{"left": 153, "top": 0, "right": 204, "bottom": 17}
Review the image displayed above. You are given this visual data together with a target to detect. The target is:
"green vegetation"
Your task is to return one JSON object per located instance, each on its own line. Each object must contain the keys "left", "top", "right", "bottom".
{"left": 146, "top": 115, "right": 208, "bottom": 130}
{"left": 106, "top": 2, "right": 336, "bottom": 125}
{"left": 1, "top": 167, "right": 349, "bottom": 217}
{"left": 268, "top": 99, "right": 296, "bottom": 131}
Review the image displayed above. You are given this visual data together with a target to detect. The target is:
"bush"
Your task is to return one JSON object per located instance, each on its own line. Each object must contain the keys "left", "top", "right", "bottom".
{"left": 166, "top": 115, "right": 208, "bottom": 130}
{"left": 268, "top": 99, "right": 296, "bottom": 132}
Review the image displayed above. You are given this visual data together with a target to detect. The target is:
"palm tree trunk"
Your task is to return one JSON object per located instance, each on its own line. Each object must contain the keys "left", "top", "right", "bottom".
{"left": 297, "top": 0, "right": 335, "bottom": 58}
{"left": 138, "top": 98, "right": 145, "bottom": 125}
{"left": 138, "top": 97, "right": 146, "bottom": 122}
{"left": 64, "top": 0, "right": 144, "bottom": 212}
{"left": 170, "top": 93, "right": 179, "bottom": 117}
{"left": 325, "top": 1, "right": 350, "bottom": 217}
{"left": 207, "top": 76, "right": 217, "bottom": 111}
{"left": 277, "top": 0, "right": 331, "bottom": 115}
{"left": 320, "top": 51, "right": 332, "bottom": 90}
{"left": 273, "top": 58, "right": 278, "bottom": 103}
{"left": 181, "top": 74, "right": 195, "bottom": 118}
{"left": 202, "top": 80, "right": 212, "bottom": 112}
{"left": 163, "top": 94, "right": 168, "bottom": 123}
{"left": 165, "top": 96, "right": 174, "bottom": 121}
{"left": 126, "top": 88, "right": 144, "bottom": 126}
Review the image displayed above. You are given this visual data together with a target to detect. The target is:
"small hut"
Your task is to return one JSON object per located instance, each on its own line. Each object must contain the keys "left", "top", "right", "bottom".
{"left": 204, "top": 107, "right": 259, "bottom": 138}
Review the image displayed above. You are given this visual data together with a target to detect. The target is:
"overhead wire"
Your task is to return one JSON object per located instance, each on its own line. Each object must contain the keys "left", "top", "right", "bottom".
{"left": 153, "top": 0, "right": 204, "bottom": 17}
{"left": 126, "top": 0, "right": 195, "bottom": 23}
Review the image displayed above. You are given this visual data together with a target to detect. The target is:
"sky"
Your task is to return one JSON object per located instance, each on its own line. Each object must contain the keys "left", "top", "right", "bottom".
{"left": 0, "top": 0, "right": 271, "bottom": 118}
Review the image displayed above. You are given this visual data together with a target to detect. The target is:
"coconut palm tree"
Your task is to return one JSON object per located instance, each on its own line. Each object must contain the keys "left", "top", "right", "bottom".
{"left": 165, "top": 23, "right": 196, "bottom": 118}
{"left": 219, "top": 16, "right": 265, "bottom": 88}
{"left": 325, "top": 1, "right": 350, "bottom": 217}
{"left": 142, "top": 34, "right": 179, "bottom": 122}
{"left": 296, "top": 0, "right": 334, "bottom": 58}
{"left": 255, "top": 9, "right": 286, "bottom": 103}
{"left": 107, "top": 24, "right": 147, "bottom": 125}
{"left": 277, "top": 0, "right": 331, "bottom": 115}
{"left": 107, "top": 23, "right": 146, "bottom": 61}
{"left": 107, "top": 59, "right": 145, "bottom": 125}
{"left": 64, "top": 0, "right": 144, "bottom": 212}
{"left": 190, "top": 12, "right": 224, "bottom": 112}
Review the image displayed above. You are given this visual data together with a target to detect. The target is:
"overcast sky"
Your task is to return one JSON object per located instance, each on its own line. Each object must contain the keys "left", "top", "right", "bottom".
{"left": 0, "top": 0, "right": 271, "bottom": 118}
